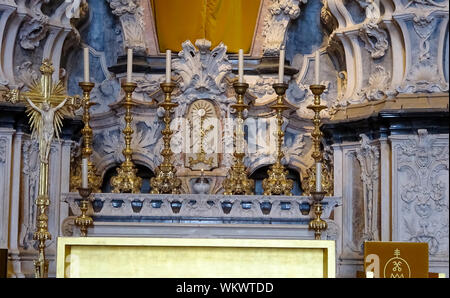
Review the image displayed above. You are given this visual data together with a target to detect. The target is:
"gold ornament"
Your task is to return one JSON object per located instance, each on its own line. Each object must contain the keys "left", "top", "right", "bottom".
{"left": 301, "top": 163, "right": 334, "bottom": 196}
{"left": 5, "top": 59, "right": 79, "bottom": 278}
{"left": 149, "top": 82, "right": 182, "bottom": 194}
{"left": 262, "top": 83, "right": 293, "bottom": 196}
{"left": 71, "top": 82, "right": 102, "bottom": 192}
{"left": 75, "top": 187, "right": 93, "bottom": 237}
{"left": 110, "top": 82, "right": 142, "bottom": 193}
{"left": 222, "top": 82, "right": 254, "bottom": 195}
{"left": 309, "top": 191, "right": 328, "bottom": 240}
{"left": 306, "top": 84, "right": 329, "bottom": 239}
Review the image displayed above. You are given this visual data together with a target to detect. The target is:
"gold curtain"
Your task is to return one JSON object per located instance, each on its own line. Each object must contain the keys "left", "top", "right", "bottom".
{"left": 150, "top": 0, "right": 261, "bottom": 53}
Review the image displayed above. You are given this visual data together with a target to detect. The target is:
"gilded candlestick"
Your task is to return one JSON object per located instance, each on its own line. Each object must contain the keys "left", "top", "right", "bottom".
{"left": 302, "top": 84, "right": 333, "bottom": 195}
{"left": 309, "top": 191, "right": 328, "bottom": 240}
{"left": 262, "top": 83, "right": 293, "bottom": 196}
{"left": 74, "top": 82, "right": 102, "bottom": 192}
{"left": 75, "top": 187, "right": 93, "bottom": 237}
{"left": 306, "top": 84, "right": 329, "bottom": 239}
{"left": 150, "top": 82, "right": 182, "bottom": 194}
{"left": 222, "top": 82, "right": 254, "bottom": 195}
{"left": 110, "top": 82, "right": 142, "bottom": 193}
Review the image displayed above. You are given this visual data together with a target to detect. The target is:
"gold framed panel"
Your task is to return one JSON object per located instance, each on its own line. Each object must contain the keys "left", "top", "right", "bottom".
{"left": 57, "top": 237, "right": 335, "bottom": 278}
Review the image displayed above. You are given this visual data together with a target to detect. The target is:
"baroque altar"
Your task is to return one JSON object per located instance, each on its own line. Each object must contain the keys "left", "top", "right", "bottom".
{"left": 0, "top": 0, "right": 448, "bottom": 278}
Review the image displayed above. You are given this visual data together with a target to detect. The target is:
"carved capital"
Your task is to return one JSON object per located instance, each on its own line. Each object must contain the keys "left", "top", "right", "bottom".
{"left": 262, "top": 0, "right": 305, "bottom": 56}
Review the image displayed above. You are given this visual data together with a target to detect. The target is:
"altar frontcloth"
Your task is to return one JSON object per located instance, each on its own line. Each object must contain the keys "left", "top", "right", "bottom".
{"left": 57, "top": 237, "right": 335, "bottom": 278}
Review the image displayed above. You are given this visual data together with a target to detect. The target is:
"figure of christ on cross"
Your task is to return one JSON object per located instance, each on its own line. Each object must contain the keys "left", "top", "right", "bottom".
{"left": 25, "top": 98, "right": 68, "bottom": 164}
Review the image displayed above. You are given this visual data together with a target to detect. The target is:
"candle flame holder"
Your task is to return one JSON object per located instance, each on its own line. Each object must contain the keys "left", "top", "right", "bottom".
{"left": 309, "top": 191, "right": 328, "bottom": 240}
{"left": 75, "top": 187, "right": 93, "bottom": 237}
{"left": 71, "top": 82, "right": 102, "bottom": 192}
{"left": 306, "top": 84, "right": 329, "bottom": 239}
{"left": 110, "top": 82, "right": 143, "bottom": 193}
{"left": 149, "top": 82, "right": 182, "bottom": 194}
{"left": 262, "top": 83, "right": 294, "bottom": 196}
{"left": 222, "top": 82, "right": 254, "bottom": 195}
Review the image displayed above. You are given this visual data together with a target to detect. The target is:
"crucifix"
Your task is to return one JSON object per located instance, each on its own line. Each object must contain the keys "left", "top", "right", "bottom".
{"left": 6, "top": 59, "right": 80, "bottom": 278}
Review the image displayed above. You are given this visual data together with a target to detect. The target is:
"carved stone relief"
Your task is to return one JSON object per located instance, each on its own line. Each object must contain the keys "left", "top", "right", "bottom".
{"left": 355, "top": 134, "right": 380, "bottom": 244}
{"left": 262, "top": 0, "right": 306, "bottom": 56}
{"left": 392, "top": 130, "right": 449, "bottom": 257}
{"left": 357, "top": 0, "right": 388, "bottom": 59}
{"left": 107, "top": 0, "right": 146, "bottom": 53}
{"left": 358, "top": 65, "right": 397, "bottom": 101}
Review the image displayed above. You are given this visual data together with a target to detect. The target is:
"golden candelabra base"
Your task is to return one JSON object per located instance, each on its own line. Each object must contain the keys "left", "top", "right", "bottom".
{"left": 75, "top": 187, "right": 93, "bottom": 237}
{"left": 110, "top": 82, "right": 142, "bottom": 193}
{"left": 309, "top": 191, "right": 328, "bottom": 240}
{"left": 223, "top": 82, "right": 254, "bottom": 195}
{"left": 150, "top": 82, "right": 182, "bottom": 194}
{"left": 71, "top": 82, "right": 102, "bottom": 192}
{"left": 262, "top": 83, "right": 293, "bottom": 196}
{"left": 301, "top": 164, "right": 334, "bottom": 196}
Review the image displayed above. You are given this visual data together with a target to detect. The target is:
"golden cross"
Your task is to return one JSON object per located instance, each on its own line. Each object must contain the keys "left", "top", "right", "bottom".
{"left": 5, "top": 59, "right": 81, "bottom": 108}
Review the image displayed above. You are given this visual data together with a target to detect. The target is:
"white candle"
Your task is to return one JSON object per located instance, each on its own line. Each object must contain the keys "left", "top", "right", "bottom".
{"left": 166, "top": 50, "right": 171, "bottom": 83}
{"left": 82, "top": 158, "right": 88, "bottom": 188}
{"left": 127, "top": 48, "right": 133, "bottom": 83}
{"left": 315, "top": 50, "right": 320, "bottom": 85}
{"left": 316, "top": 162, "right": 322, "bottom": 192}
{"left": 238, "top": 49, "right": 244, "bottom": 83}
{"left": 83, "top": 47, "right": 89, "bottom": 82}
{"left": 278, "top": 48, "right": 285, "bottom": 83}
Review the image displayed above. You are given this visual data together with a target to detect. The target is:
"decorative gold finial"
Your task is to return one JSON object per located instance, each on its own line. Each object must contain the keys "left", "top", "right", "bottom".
{"left": 262, "top": 83, "right": 293, "bottom": 196}
{"left": 222, "top": 82, "right": 254, "bottom": 195}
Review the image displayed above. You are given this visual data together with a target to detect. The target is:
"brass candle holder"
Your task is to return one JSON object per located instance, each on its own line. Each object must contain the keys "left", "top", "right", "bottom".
{"left": 150, "top": 82, "right": 182, "bottom": 194}
{"left": 262, "top": 83, "right": 294, "bottom": 196}
{"left": 110, "top": 82, "right": 142, "bottom": 193}
{"left": 75, "top": 187, "right": 93, "bottom": 236}
{"left": 222, "top": 82, "right": 254, "bottom": 195}
{"left": 307, "top": 84, "right": 328, "bottom": 239}
{"left": 72, "top": 82, "right": 102, "bottom": 192}
{"left": 309, "top": 191, "right": 328, "bottom": 240}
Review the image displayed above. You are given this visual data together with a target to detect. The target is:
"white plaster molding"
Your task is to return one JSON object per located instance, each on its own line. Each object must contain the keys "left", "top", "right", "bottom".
{"left": 357, "top": 0, "right": 389, "bottom": 59}
{"left": 262, "top": 0, "right": 305, "bottom": 56}
{"left": 107, "top": 0, "right": 146, "bottom": 53}
{"left": 0, "top": 131, "right": 13, "bottom": 249}
{"left": 358, "top": 65, "right": 397, "bottom": 101}
{"left": 18, "top": 0, "right": 50, "bottom": 50}
{"left": 390, "top": 130, "right": 449, "bottom": 259}
{"left": 355, "top": 134, "right": 380, "bottom": 244}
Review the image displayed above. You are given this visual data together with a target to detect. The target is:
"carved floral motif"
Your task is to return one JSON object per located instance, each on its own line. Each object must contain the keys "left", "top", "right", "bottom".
{"left": 262, "top": 0, "right": 305, "bottom": 56}
{"left": 358, "top": 65, "right": 397, "bottom": 101}
{"left": 107, "top": 0, "right": 146, "bottom": 52}
{"left": 357, "top": 0, "right": 388, "bottom": 59}
{"left": 173, "top": 39, "right": 231, "bottom": 95}
{"left": 395, "top": 130, "right": 449, "bottom": 256}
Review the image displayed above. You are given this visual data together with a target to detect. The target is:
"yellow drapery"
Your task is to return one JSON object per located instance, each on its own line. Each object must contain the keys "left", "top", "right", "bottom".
{"left": 150, "top": 0, "right": 261, "bottom": 53}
